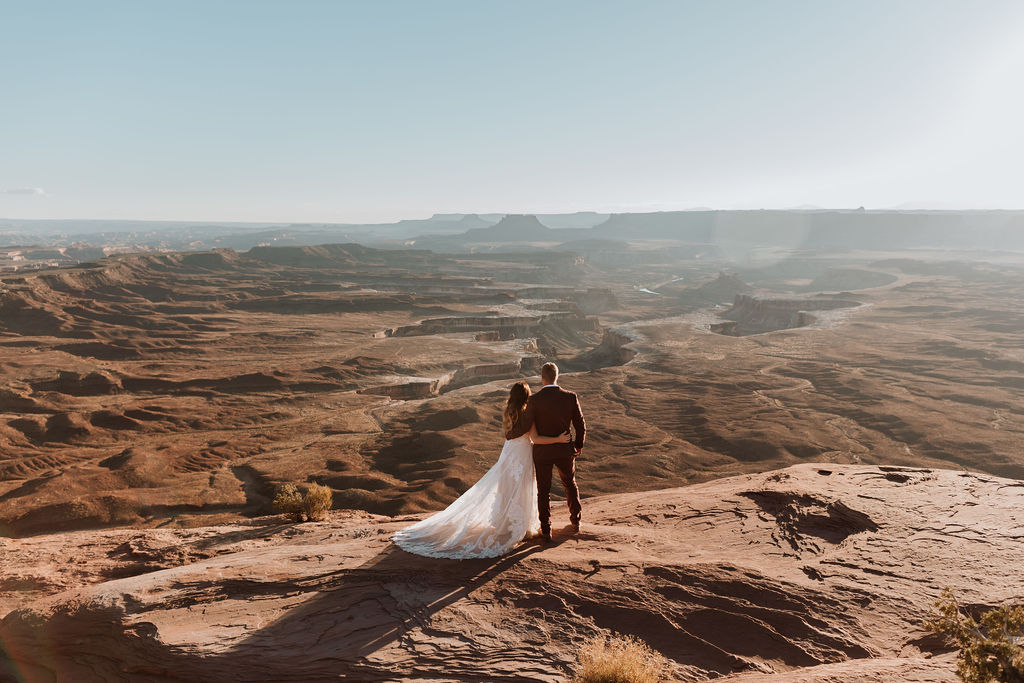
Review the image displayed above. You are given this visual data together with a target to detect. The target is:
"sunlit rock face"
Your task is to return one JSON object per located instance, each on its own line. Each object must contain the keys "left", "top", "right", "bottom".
{"left": 1, "top": 464, "right": 1020, "bottom": 681}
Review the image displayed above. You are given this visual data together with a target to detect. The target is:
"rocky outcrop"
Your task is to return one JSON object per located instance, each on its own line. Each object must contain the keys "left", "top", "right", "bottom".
{"left": 1, "top": 464, "right": 1019, "bottom": 681}
{"left": 363, "top": 319, "right": 631, "bottom": 400}
{"left": 515, "top": 287, "right": 617, "bottom": 314}
{"left": 0, "top": 289, "right": 74, "bottom": 337}
{"left": 358, "top": 357, "right": 544, "bottom": 400}
{"left": 383, "top": 312, "right": 600, "bottom": 339}
{"left": 0, "top": 388, "right": 51, "bottom": 414}
{"left": 713, "top": 294, "right": 861, "bottom": 336}
{"left": 569, "top": 328, "right": 639, "bottom": 369}
{"left": 660, "top": 271, "right": 753, "bottom": 305}
{"left": 385, "top": 315, "right": 546, "bottom": 338}
{"left": 29, "top": 370, "right": 122, "bottom": 396}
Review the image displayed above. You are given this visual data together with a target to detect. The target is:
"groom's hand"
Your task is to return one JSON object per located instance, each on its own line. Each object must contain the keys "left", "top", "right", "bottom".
{"left": 574, "top": 447, "right": 582, "bottom": 458}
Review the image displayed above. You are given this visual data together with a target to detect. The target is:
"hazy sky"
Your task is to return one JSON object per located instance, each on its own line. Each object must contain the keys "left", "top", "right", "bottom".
{"left": 2, "top": 1, "right": 1023, "bottom": 222}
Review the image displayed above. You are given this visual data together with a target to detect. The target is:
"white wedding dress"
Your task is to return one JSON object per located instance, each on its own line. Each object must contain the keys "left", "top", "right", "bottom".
{"left": 392, "top": 435, "right": 540, "bottom": 559}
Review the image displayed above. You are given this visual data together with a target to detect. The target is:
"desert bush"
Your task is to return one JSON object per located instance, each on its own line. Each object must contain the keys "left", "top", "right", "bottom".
{"left": 302, "top": 482, "right": 333, "bottom": 522}
{"left": 570, "top": 633, "right": 667, "bottom": 683}
{"left": 927, "top": 587, "right": 1024, "bottom": 683}
{"left": 272, "top": 483, "right": 304, "bottom": 521}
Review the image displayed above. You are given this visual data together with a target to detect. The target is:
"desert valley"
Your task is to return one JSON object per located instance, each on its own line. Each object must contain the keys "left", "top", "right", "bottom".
{"left": 1, "top": 210, "right": 1022, "bottom": 681}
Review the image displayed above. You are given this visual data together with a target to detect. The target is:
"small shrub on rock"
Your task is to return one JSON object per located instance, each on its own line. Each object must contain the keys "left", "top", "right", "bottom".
{"left": 570, "top": 633, "right": 666, "bottom": 683}
{"left": 927, "top": 587, "right": 1024, "bottom": 683}
{"left": 272, "top": 483, "right": 303, "bottom": 521}
{"left": 303, "top": 483, "right": 333, "bottom": 522}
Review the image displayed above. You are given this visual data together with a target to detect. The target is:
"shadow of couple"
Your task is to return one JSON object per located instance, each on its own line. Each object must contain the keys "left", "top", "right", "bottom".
{"left": 191, "top": 534, "right": 563, "bottom": 679}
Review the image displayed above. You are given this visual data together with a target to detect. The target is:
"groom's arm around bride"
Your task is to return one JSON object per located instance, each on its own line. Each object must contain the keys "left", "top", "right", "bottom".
{"left": 505, "top": 372, "right": 586, "bottom": 456}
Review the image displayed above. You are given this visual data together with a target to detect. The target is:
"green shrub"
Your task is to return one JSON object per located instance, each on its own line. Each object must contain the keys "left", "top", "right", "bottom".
{"left": 570, "top": 633, "right": 667, "bottom": 683}
{"left": 302, "top": 483, "right": 333, "bottom": 522}
{"left": 927, "top": 587, "right": 1024, "bottom": 683}
{"left": 272, "top": 483, "right": 303, "bottom": 521}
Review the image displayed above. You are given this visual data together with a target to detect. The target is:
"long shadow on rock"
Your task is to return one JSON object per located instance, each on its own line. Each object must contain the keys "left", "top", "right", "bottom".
{"left": 0, "top": 543, "right": 544, "bottom": 682}
{"left": 213, "top": 543, "right": 544, "bottom": 681}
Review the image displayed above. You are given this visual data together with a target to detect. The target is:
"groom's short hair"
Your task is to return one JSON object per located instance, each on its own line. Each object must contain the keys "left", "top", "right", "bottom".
{"left": 541, "top": 362, "right": 558, "bottom": 385}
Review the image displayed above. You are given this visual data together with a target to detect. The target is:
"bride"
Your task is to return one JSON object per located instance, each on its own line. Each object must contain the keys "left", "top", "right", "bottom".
{"left": 392, "top": 381, "right": 570, "bottom": 559}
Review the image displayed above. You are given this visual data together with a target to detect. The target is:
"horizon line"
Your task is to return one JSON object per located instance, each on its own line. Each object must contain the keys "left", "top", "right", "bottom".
{"left": 5, "top": 206, "right": 1024, "bottom": 227}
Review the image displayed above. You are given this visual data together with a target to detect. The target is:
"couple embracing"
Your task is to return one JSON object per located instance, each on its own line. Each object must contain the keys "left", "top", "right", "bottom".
{"left": 393, "top": 362, "right": 585, "bottom": 559}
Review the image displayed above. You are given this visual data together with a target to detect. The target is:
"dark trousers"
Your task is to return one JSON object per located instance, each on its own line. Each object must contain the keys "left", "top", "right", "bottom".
{"left": 534, "top": 454, "right": 582, "bottom": 532}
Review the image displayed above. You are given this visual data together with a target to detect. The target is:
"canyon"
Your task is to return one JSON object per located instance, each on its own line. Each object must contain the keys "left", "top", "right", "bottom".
{"left": 1, "top": 216, "right": 1023, "bottom": 680}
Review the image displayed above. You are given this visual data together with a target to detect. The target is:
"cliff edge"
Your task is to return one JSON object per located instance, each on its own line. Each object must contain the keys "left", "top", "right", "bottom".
{"left": 1, "top": 463, "right": 1021, "bottom": 682}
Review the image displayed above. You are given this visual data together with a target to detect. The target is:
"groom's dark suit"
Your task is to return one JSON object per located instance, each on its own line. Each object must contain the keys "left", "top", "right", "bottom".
{"left": 505, "top": 385, "right": 585, "bottom": 534}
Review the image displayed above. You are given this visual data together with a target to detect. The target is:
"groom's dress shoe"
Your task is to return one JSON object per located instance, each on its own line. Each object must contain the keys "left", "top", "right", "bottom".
{"left": 540, "top": 530, "right": 552, "bottom": 543}
{"left": 570, "top": 521, "right": 580, "bottom": 533}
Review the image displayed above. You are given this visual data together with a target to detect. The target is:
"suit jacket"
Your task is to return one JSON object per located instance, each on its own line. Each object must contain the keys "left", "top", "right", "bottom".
{"left": 505, "top": 385, "right": 586, "bottom": 460}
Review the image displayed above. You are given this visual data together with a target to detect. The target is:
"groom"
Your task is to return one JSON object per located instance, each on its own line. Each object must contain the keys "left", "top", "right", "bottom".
{"left": 505, "top": 362, "right": 585, "bottom": 542}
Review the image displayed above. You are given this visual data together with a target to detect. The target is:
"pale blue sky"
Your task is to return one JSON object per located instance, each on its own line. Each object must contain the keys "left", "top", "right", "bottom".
{"left": 2, "top": 1, "right": 1023, "bottom": 222}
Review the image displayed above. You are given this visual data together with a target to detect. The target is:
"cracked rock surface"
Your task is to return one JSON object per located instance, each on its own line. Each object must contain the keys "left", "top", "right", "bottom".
{"left": 1, "top": 463, "right": 1021, "bottom": 681}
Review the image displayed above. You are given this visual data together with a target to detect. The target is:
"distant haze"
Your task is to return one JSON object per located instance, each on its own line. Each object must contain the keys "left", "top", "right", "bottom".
{"left": 2, "top": 1, "right": 1023, "bottom": 222}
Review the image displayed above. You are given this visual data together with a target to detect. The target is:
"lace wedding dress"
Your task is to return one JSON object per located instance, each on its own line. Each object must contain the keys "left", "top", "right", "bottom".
{"left": 392, "top": 435, "right": 540, "bottom": 559}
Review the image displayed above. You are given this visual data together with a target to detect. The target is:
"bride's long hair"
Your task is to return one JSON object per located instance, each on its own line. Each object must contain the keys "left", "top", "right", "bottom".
{"left": 503, "top": 381, "right": 531, "bottom": 433}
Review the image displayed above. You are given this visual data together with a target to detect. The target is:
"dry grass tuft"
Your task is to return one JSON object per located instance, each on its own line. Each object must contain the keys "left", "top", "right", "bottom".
{"left": 272, "top": 483, "right": 304, "bottom": 521}
{"left": 570, "top": 633, "right": 667, "bottom": 683}
{"left": 303, "top": 482, "right": 333, "bottom": 522}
